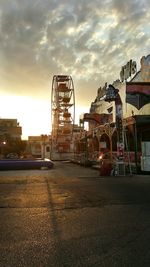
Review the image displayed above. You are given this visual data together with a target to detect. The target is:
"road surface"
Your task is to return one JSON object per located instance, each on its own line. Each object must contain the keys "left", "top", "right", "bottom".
{"left": 0, "top": 161, "right": 150, "bottom": 266}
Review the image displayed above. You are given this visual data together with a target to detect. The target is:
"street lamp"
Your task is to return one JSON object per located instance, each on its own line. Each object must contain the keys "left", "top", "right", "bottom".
{"left": 0, "top": 141, "right": 6, "bottom": 159}
{"left": 41, "top": 135, "right": 47, "bottom": 159}
{"left": 105, "top": 84, "right": 125, "bottom": 176}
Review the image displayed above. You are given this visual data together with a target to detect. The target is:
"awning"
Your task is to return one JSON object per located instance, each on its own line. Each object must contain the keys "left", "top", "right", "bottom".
{"left": 124, "top": 115, "right": 150, "bottom": 126}
{"left": 126, "top": 82, "right": 150, "bottom": 109}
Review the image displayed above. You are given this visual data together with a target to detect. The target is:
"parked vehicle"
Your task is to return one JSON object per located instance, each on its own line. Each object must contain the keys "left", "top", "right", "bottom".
{"left": 6, "top": 153, "right": 19, "bottom": 159}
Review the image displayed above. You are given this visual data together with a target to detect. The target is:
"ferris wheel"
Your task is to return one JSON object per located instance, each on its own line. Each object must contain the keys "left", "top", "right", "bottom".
{"left": 51, "top": 75, "right": 75, "bottom": 158}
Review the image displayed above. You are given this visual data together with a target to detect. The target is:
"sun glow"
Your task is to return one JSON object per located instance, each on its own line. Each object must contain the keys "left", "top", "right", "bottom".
{"left": 0, "top": 95, "right": 51, "bottom": 140}
{"left": 0, "top": 94, "right": 90, "bottom": 140}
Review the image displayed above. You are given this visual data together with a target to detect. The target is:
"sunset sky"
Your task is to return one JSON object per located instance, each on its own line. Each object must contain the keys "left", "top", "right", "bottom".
{"left": 0, "top": 0, "right": 150, "bottom": 139}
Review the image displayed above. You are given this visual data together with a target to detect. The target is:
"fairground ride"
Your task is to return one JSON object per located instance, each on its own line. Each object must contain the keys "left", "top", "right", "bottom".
{"left": 51, "top": 75, "right": 75, "bottom": 160}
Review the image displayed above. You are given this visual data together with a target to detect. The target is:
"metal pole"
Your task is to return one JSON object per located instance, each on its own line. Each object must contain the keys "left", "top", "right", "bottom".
{"left": 105, "top": 84, "right": 125, "bottom": 175}
{"left": 134, "top": 122, "right": 138, "bottom": 174}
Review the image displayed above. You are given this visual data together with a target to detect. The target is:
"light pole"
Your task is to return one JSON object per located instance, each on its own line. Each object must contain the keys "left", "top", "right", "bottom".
{"left": 0, "top": 141, "right": 6, "bottom": 159}
{"left": 105, "top": 84, "right": 125, "bottom": 176}
{"left": 41, "top": 135, "right": 47, "bottom": 159}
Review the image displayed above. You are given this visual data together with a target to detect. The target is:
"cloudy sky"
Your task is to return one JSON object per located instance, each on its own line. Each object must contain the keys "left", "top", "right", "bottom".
{"left": 0, "top": 0, "right": 150, "bottom": 139}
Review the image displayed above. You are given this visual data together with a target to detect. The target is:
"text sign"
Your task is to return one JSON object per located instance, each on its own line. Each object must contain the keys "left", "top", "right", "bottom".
{"left": 120, "top": 59, "right": 137, "bottom": 82}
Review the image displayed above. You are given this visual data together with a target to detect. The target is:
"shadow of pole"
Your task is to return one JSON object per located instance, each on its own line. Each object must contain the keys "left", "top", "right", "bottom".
{"left": 44, "top": 177, "right": 66, "bottom": 265}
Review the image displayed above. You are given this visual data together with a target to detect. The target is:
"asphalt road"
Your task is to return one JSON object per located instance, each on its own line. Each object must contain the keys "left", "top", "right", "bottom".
{"left": 0, "top": 161, "right": 150, "bottom": 267}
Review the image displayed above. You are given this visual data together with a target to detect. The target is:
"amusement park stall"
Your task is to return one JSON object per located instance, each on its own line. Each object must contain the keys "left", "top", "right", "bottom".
{"left": 73, "top": 54, "right": 150, "bottom": 174}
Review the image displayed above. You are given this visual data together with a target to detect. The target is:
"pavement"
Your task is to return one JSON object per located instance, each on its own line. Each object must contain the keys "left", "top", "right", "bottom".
{"left": 0, "top": 161, "right": 150, "bottom": 266}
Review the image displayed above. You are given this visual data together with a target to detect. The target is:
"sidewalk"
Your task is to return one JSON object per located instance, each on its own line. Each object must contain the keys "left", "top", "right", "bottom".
{"left": 91, "top": 163, "right": 150, "bottom": 177}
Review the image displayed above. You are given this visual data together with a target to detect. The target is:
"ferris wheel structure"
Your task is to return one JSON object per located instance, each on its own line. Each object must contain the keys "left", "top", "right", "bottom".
{"left": 51, "top": 75, "right": 75, "bottom": 160}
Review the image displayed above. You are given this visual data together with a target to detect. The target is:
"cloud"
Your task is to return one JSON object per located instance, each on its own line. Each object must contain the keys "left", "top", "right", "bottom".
{"left": 0, "top": 0, "right": 150, "bottom": 105}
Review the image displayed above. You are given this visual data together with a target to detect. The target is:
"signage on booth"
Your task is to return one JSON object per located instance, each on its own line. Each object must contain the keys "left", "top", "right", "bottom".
{"left": 120, "top": 59, "right": 137, "bottom": 82}
{"left": 140, "top": 54, "right": 150, "bottom": 82}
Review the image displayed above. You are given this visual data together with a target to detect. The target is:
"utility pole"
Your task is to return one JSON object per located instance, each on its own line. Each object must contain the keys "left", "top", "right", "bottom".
{"left": 105, "top": 84, "right": 125, "bottom": 176}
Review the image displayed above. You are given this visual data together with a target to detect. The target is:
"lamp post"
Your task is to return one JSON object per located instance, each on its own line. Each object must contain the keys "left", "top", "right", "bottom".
{"left": 41, "top": 135, "right": 47, "bottom": 159}
{"left": 0, "top": 141, "right": 6, "bottom": 159}
{"left": 105, "top": 84, "right": 125, "bottom": 176}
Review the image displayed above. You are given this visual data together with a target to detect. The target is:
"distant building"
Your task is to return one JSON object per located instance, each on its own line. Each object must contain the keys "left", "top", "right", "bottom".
{"left": 27, "top": 125, "right": 83, "bottom": 159}
{"left": 0, "top": 118, "right": 22, "bottom": 141}
{"left": 27, "top": 135, "right": 50, "bottom": 158}
{"left": 0, "top": 119, "right": 22, "bottom": 158}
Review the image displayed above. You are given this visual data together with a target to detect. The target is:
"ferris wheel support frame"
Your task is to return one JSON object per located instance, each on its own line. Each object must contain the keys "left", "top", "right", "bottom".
{"left": 51, "top": 75, "right": 75, "bottom": 160}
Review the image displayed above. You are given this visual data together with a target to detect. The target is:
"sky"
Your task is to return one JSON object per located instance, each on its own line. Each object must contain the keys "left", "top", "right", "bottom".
{"left": 0, "top": 0, "right": 150, "bottom": 139}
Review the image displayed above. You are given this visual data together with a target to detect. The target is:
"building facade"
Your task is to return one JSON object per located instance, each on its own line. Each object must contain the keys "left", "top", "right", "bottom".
{"left": 0, "top": 118, "right": 22, "bottom": 141}
{"left": 0, "top": 118, "right": 22, "bottom": 158}
{"left": 27, "top": 135, "right": 50, "bottom": 159}
{"left": 74, "top": 54, "right": 150, "bottom": 173}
